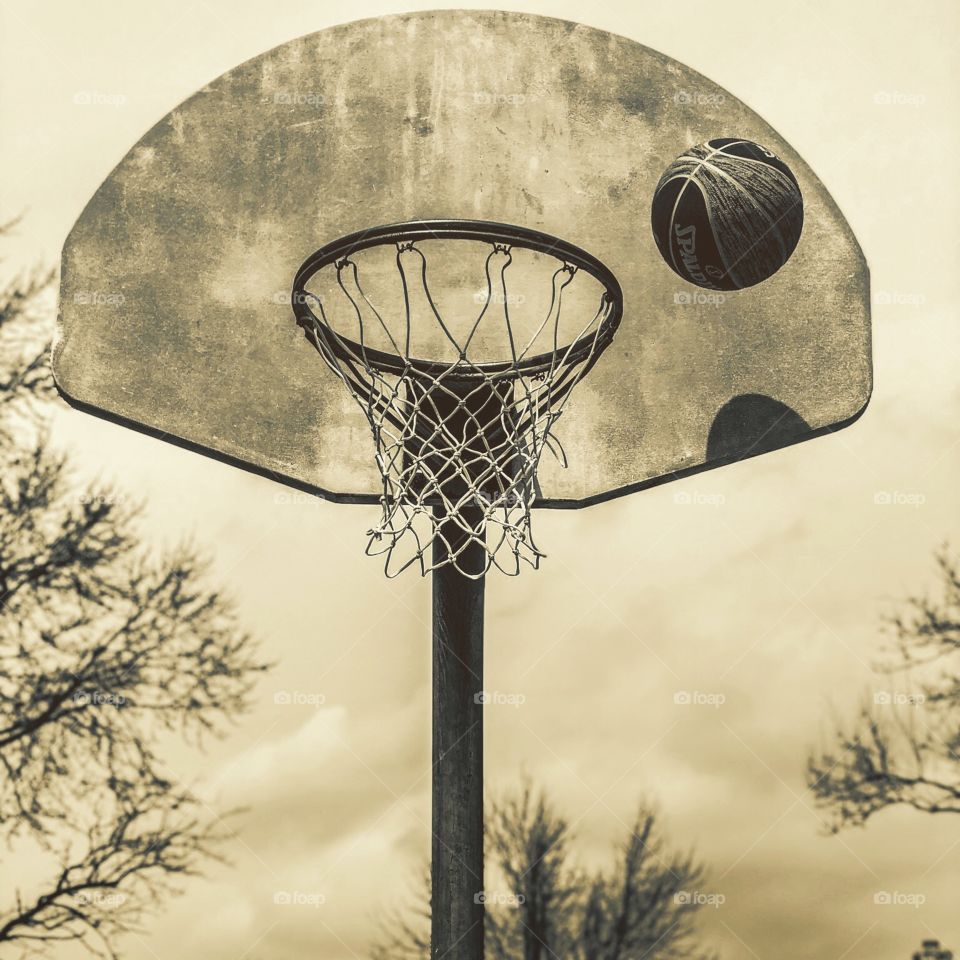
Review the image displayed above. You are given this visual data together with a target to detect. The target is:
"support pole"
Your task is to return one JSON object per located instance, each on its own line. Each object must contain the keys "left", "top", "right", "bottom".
{"left": 431, "top": 504, "right": 485, "bottom": 960}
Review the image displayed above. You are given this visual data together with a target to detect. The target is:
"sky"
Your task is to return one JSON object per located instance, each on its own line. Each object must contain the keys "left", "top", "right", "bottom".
{"left": 3, "top": 0, "right": 959, "bottom": 958}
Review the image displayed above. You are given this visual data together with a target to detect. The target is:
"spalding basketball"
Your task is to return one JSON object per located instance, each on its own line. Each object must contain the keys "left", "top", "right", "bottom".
{"left": 651, "top": 138, "right": 803, "bottom": 291}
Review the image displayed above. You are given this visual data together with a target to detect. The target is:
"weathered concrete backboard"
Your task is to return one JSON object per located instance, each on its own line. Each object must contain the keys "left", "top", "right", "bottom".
{"left": 54, "top": 10, "right": 871, "bottom": 507}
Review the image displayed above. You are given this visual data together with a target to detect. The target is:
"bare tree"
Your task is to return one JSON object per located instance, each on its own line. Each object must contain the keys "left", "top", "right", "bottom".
{"left": 574, "top": 809, "right": 713, "bottom": 960}
{"left": 0, "top": 227, "right": 268, "bottom": 958}
{"left": 372, "top": 782, "right": 715, "bottom": 960}
{"left": 0, "top": 216, "right": 55, "bottom": 436}
{"left": 807, "top": 548, "right": 960, "bottom": 830}
{"left": 485, "top": 786, "right": 579, "bottom": 959}
{"left": 0, "top": 784, "right": 229, "bottom": 957}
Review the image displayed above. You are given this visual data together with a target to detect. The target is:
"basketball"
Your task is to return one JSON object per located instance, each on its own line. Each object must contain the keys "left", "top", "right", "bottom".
{"left": 651, "top": 138, "right": 803, "bottom": 291}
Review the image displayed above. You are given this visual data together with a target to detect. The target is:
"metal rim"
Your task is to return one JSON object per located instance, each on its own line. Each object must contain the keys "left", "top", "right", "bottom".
{"left": 291, "top": 219, "right": 624, "bottom": 379}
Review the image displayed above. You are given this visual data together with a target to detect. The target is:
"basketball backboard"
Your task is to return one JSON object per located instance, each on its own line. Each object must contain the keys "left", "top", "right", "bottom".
{"left": 54, "top": 10, "right": 871, "bottom": 507}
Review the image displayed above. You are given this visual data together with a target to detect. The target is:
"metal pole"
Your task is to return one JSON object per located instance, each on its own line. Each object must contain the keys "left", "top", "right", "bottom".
{"left": 431, "top": 504, "right": 485, "bottom": 960}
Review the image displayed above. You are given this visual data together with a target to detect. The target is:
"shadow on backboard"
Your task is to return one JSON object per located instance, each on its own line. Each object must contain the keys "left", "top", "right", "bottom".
{"left": 707, "top": 393, "right": 811, "bottom": 462}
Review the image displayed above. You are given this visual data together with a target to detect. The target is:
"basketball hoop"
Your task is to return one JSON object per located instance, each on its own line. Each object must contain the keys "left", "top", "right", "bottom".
{"left": 292, "top": 220, "right": 623, "bottom": 578}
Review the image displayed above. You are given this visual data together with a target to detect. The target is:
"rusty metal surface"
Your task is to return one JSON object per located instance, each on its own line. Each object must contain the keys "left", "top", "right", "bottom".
{"left": 54, "top": 10, "right": 871, "bottom": 507}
